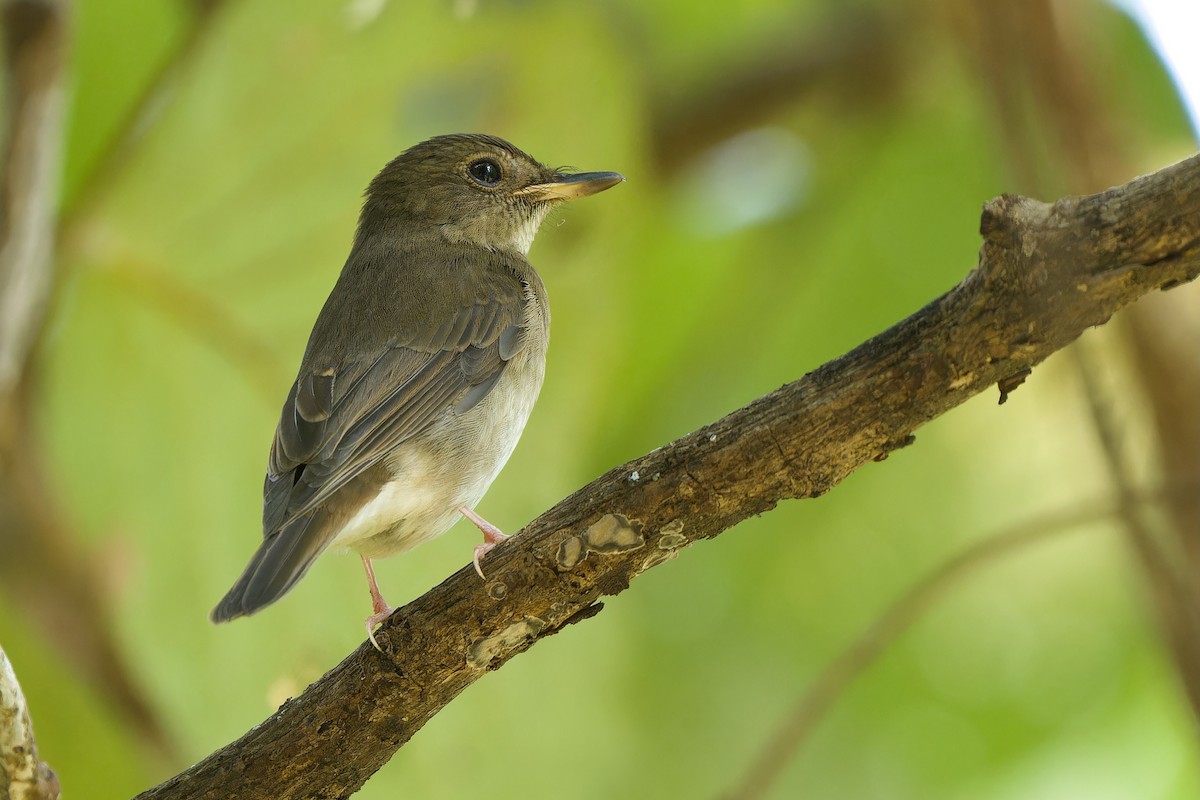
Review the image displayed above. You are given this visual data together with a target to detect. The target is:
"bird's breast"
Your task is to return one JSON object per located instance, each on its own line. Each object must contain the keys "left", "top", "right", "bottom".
{"left": 333, "top": 293, "right": 548, "bottom": 558}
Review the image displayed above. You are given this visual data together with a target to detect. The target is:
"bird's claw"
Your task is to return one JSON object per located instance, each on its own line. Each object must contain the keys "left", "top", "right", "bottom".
{"left": 460, "top": 506, "right": 510, "bottom": 580}
{"left": 365, "top": 606, "right": 393, "bottom": 651}
{"left": 473, "top": 541, "right": 499, "bottom": 579}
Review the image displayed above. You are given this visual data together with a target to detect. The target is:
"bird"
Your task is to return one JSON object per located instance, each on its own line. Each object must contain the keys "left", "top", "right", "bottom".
{"left": 211, "top": 133, "right": 623, "bottom": 643}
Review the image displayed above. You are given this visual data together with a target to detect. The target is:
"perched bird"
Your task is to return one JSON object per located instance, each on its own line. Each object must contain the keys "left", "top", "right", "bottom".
{"left": 211, "top": 134, "right": 622, "bottom": 641}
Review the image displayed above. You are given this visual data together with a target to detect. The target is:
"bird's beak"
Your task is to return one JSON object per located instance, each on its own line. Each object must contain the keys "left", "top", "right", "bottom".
{"left": 515, "top": 171, "right": 625, "bottom": 202}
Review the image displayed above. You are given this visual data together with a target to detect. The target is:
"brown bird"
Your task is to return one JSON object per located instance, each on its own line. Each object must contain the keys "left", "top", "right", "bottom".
{"left": 211, "top": 134, "right": 622, "bottom": 642}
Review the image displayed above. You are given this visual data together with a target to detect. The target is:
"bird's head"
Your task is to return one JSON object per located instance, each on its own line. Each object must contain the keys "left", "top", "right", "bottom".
{"left": 360, "top": 133, "right": 623, "bottom": 255}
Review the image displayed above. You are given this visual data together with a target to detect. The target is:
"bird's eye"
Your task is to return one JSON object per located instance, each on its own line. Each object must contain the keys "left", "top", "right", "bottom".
{"left": 468, "top": 158, "right": 503, "bottom": 187}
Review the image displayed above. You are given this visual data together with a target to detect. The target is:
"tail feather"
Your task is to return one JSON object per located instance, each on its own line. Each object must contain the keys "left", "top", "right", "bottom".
{"left": 211, "top": 512, "right": 335, "bottom": 622}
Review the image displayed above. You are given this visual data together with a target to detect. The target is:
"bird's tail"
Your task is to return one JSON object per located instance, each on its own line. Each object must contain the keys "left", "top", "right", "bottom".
{"left": 210, "top": 514, "right": 332, "bottom": 623}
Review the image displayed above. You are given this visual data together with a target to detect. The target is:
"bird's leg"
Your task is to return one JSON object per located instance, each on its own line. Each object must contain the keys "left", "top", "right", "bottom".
{"left": 361, "top": 555, "right": 393, "bottom": 651}
{"left": 459, "top": 505, "right": 509, "bottom": 579}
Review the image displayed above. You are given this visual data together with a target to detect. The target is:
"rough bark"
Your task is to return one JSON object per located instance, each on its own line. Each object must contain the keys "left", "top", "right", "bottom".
{"left": 0, "top": 646, "right": 59, "bottom": 800}
{"left": 136, "top": 155, "right": 1200, "bottom": 799}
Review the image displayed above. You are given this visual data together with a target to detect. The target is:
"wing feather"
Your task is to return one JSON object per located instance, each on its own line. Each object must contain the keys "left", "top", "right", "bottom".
{"left": 264, "top": 296, "right": 526, "bottom": 535}
{"left": 213, "top": 247, "right": 540, "bottom": 622}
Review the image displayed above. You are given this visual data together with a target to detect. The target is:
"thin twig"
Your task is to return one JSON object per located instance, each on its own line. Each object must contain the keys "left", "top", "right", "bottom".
{"left": 0, "top": 0, "right": 239, "bottom": 760}
{"left": 0, "top": 0, "right": 67, "bottom": 399}
{"left": 1072, "top": 344, "right": 1200, "bottom": 711}
{"left": 104, "top": 259, "right": 287, "bottom": 403}
{"left": 646, "top": 10, "right": 901, "bottom": 175}
{"left": 56, "top": 0, "right": 229, "bottom": 238}
{"left": 721, "top": 484, "right": 1188, "bottom": 800}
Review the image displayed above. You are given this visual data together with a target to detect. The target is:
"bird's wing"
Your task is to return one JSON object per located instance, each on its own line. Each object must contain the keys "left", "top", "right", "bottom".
{"left": 211, "top": 278, "right": 529, "bottom": 623}
{"left": 265, "top": 292, "right": 527, "bottom": 535}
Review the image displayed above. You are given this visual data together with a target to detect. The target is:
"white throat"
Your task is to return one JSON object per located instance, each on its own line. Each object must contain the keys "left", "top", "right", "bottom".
{"left": 509, "top": 205, "right": 551, "bottom": 255}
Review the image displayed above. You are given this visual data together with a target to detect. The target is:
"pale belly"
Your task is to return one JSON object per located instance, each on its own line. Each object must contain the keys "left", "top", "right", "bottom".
{"left": 328, "top": 346, "right": 544, "bottom": 559}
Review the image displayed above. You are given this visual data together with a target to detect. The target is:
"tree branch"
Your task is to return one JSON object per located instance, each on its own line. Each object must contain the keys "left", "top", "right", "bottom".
{"left": 955, "top": 0, "right": 1200, "bottom": 721}
{"left": 0, "top": 645, "right": 59, "bottom": 800}
{"left": 137, "top": 154, "right": 1200, "bottom": 799}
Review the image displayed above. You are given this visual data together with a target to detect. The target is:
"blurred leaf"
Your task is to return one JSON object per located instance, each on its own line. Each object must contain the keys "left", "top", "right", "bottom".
{"left": 4, "top": 1, "right": 1197, "bottom": 798}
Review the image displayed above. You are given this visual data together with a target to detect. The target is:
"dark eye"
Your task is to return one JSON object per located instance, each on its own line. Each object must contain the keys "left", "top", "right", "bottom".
{"left": 468, "top": 158, "right": 502, "bottom": 187}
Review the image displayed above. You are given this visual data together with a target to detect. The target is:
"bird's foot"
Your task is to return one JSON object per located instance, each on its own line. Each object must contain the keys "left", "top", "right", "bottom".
{"left": 365, "top": 605, "right": 394, "bottom": 652}
{"left": 361, "top": 555, "right": 393, "bottom": 651}
{"left": 459, "top": 506, "right": 510, "bottom": 579}
{"left": 471, "top": 538, "right": 509, "bottom": 579}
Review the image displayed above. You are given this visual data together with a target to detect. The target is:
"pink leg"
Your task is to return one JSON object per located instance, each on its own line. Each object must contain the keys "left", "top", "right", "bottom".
{"left": 362, "top": 555, "right": 393, "bottom": 650}
{"left": 459, "top": 505, "right": 509, "bottom": 579}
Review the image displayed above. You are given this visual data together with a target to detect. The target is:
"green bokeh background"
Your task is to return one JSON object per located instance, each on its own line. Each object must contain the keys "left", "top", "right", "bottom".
{"left": 2, "top": 0, "right": 1197, "bottom": 797}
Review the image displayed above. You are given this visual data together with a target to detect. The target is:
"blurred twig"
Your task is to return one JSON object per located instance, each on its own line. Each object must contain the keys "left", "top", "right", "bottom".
{"left": 135, "top": 152, "right": 1200, "bottom": 798}
{"left": 1073, "top": 341, "right": 1200, "bottom": 688}
{"left": 646, "top": 10, "right": 902, "bottom": 176}
{"left": 1127, "top": 307, "right": 1200, "bottom": 566}
{"left": 0, "top": 0, "right": 236, "bottom": 762}
{"left": 105, "top": 259, "right": 286, "bottom": 403}
{"left": 0, "top": 0, "right": 65, "bottom": 401}
{"left": 58, "top": 0, "right": 284, "bottom": 405}
{"left": 954, "top": 0, "right": 1200, "bottom": 728}
{"left": 57, "top": 0, "right": 229, "bottom": 237}
{"left": 721, "top": 483, "right": 1191, "bottom": 800}
{"left": 0, "top": 0, "right": 165, "bottom": 752}
{"left": 0, "top": 645, "right": 59, "bottom": 800}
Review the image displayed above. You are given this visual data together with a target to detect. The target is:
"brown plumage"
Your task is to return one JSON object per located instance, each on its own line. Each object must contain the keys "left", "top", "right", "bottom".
{"left": 211, "top": 134, "right": 622, "bottom": 633}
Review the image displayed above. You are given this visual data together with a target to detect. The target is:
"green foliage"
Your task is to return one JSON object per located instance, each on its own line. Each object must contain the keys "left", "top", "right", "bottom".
{"left": 4, "top": 0, "right": 1196, "bottom": 797}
